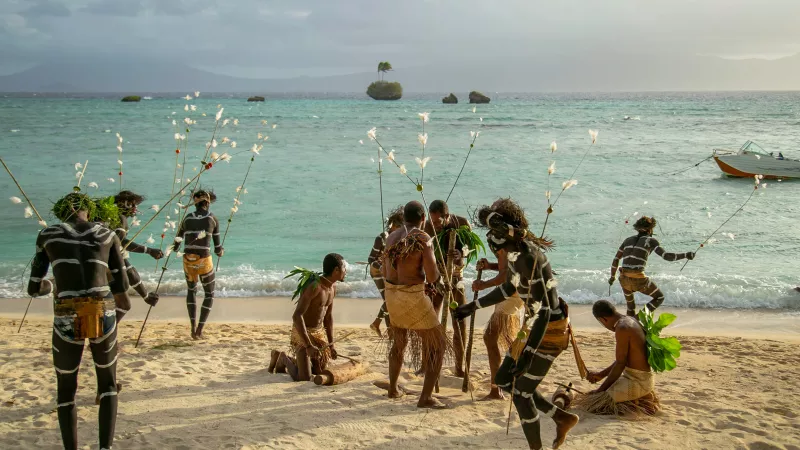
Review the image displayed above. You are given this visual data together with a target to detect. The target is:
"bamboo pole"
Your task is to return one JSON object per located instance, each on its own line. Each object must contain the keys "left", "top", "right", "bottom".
{"left": 461, "top": 268, "right": 482, "bottom": 398}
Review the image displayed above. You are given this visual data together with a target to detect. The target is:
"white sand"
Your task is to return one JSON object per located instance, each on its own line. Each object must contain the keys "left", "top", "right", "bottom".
{"left": 1, "top": 297, "right": 799, "bottom": 449}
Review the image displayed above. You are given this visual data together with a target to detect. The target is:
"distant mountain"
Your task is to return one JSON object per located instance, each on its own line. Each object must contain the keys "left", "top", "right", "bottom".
{"left": 1, "top": 54, "right": 799, "bottom": 93}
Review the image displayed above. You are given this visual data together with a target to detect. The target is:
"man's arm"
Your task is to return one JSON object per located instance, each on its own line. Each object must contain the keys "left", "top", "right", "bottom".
{"left": 108, "top": 235, "right": 132, "bottom": 322}
{"left": 422, "top": 235, "right": 441, "bottom": 283}
{"left": 27, "top": 233, "right": 52, "bottom": 297}
{"left": 474, "top": 250, "right": 507, "bottom": 291}
{"left": 292, "top": 284, "right": 318, "bottom": 348}
{"left": 594, "top": 327, "right": 631, "bottom": 393}
{"left": 653, "top": 239, "right": 693, "bottom": 262}
{"left": 367, "top": 235, "right": 384, "bottom": 268}
{"left": 610, "top": 243, "right": 624, "bottom": 280}
{"left": 117, "top": 227, "right": 162, "bottom": 259}
{"left": 173, "top": 219, "right": 185, "bottom": 252}
{"left": 212, "top": 215, "right": 223, "bottom": 256}
{"left": 469, "top": 253, "right": 526, "bottom": 310}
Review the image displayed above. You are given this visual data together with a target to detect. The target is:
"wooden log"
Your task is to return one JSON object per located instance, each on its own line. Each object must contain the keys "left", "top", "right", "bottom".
{"left": 313, "top": 360, "right": 369, "bottom": 386}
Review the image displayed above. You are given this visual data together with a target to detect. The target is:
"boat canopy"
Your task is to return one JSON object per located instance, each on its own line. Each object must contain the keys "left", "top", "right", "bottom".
{"left": 739, "top": 141, "right": 770, "bottom": 156}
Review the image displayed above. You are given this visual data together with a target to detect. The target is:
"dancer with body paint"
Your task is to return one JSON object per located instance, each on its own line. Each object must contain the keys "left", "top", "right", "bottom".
{"left": 424, "top": 199, "right": 471, "bottom": 377}
{"left": 382, "top": 201, "right": 450, "bottom": 409}
{"left": 28, "top": 192, "right": 145, "bottom": 450}
{"left": 173, "top": 190, "right": 223, "bottom": 339}
{"left": 268, "top": 254, "right": 347, "bottom": 381}
{"left": 111, "top": 190, "right": 161, "bottom": 317}
{"left": 455, "top": 198, "right": 578, "bottom": 450}
{"left": 609, "top": 216, "right": 694, "bottom": 316}
{"left": 368, "top": 206, "right": 405, "bottom": 337}
{"left": 471, "top": 245, "right": 524, "bottom": 401}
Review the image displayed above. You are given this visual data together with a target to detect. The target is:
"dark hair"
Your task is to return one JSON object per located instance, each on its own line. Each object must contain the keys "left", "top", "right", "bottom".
{"left": 592, "top": 299, "right": 617, "bottom": 318}
{"left": 323, "top": 253, "right": 345, "bottom": 276}
{"left": 634, "top": 216, "right": 656, "bottom": 232}
{"left": 403, "top": 201, "right": 425, "bottom": 223}
{"left": 477, "top": 198, "right": 529, "bottom": 229}
{"left": 114, "top": 190, "right": 145, "bottom": 205}
{"left": 386, "top": 205, "right": 405, "bottom": 231}
{"left": 192, "top": 189, "right": 217, "bottom": 207}
{"left": 429, "top": 200, "right": 448, "bottom": 215}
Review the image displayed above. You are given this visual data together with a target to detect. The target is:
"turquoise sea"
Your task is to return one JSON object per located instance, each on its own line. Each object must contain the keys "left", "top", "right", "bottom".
{"left": 1, "top": 92, "right": 799, "bottom": 309}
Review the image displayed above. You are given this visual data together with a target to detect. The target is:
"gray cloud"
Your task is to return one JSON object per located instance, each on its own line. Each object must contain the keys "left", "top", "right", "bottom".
{"left": 23, "top": 0, "right": 71, "bottom": 17}
{"left": 1, "top": 0, "right": 799, "bottom": 76}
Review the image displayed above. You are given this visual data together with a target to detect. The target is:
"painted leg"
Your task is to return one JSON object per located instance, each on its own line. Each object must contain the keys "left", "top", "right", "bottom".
{"left": 90, "top": 327, "right": 119, "bottom": 450}
{"left": 513, "top": 394, "right": 542, "bottom": 450}
{"left": 52, "top": 329, "right": 84, "bottom": 450}
{"left": 196, "top": 270, "right": 215, "bottom": 338}
{"left": 185, "top": 277, "right": 198, "bottom": 338}
{"left": 644, "top": 280, "right": 665, "bottom": 312}
{"left": 623, "top": 288, "right": 637, "bottom": 317}
{"left": 519, "top": 352, "right": 578, "bottom": 450}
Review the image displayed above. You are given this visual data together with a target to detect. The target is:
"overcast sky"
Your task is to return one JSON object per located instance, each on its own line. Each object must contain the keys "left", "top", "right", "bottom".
{"left": 1, "top": 0, "right": 799, "bottom": 77}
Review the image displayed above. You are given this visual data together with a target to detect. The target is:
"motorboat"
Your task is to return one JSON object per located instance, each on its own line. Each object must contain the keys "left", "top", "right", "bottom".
{"left": 713, "top": 141, "right": 800, "bottom": 179}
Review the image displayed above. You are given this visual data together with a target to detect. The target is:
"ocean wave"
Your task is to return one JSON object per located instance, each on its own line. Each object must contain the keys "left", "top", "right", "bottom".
{"left": 2, "top": 264, "right": 797, "bottom": 310}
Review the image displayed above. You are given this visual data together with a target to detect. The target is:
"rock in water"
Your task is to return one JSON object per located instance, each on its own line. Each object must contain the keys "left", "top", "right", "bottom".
{"left": 442, "top": 93, "right": 458, "bottom": 104}
{"left": 468, "top": 91, "right": 490, "bottom": 104}
{"left": 247, "top": 96, "right": 265, "bottom": 102}
{"left": 121, "top": 96, "right": 141, "bottom": 102}
{"left": 367, "top": 81, "right": 403, "bottom": 100}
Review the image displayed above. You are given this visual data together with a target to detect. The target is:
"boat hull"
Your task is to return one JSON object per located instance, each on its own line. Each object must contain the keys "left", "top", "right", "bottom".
{"left": 713, "top": 155, "right": 800, "bottom": 179}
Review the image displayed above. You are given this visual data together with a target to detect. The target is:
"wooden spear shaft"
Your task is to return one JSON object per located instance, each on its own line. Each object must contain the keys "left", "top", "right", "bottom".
{"left": 1, "top": 158, "right": 45, "bottom": 223}
{"left": 461, "top": 268, "right": 482, "bottom": 398}
{"left": 2, "top": 158, "right": 46, "bottom": 333}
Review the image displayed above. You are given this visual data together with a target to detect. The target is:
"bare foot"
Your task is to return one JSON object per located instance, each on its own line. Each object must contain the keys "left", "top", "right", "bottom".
{"left": 552, "top": 411, "right": 579, "bottom": 449}
{"left": 369, "top": 321, "right": 382, "bottom": 338}
{"left": 417, "top": 397, "right": 448, "bottom": 409}
{"left": 479, "top": 388, "right": 505, "bottom": 401}
{"left": 195, "top": 332, "right": 206, "bottom": 340}
{"left": 387, "top": 388, "right": 405, "bottom": 399}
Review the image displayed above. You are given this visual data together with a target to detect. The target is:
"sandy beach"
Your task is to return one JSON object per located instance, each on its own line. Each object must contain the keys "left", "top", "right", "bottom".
{"left": 1, "top": 297, "right": 799, "bottom": 449}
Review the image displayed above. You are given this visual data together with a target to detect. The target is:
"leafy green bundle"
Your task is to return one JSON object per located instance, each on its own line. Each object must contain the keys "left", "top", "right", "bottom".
{"left": 637, "top": 309, "right": 682, "bottom": 372}
{"left": 435, "top": 225, "right": 486, "bottom": 266}
{"left": 52, "top": 193, "right": 97, "bottom": 223}
{"left": 284, "top": 266, "right": 321, "bottom": 302}
{"left": 92, "top": 196, "right": 122, "bottom": 230}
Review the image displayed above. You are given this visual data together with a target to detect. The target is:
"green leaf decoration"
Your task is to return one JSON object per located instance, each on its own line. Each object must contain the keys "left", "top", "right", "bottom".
{"left": 638, "top": 308, "right": 682, "bottom": 373}
{"left": 92, "top": 196, "right": 122, "bottom": 230}
{"left": 284, "top": 266, "right": 321, "bottom": 302}
{"left": 435, "top": 225, "right": 486, "bottom": 266}
{"left": 652, "top": 312, "right": 677, "bottom": 333}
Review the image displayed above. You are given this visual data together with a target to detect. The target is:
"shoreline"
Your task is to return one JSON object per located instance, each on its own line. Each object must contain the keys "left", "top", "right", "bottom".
{"left": 2, "top": 296, "right": 798, "bottom": 341}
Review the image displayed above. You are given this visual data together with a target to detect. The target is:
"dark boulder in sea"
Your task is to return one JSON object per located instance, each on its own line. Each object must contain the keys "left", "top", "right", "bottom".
{"left": 468, "top": 91, "right": 490, "bottom": 104}
{"left": 367, "top": 81, "right": 403, "bottom": 100}
{"left": 442, "top": 93, "right": 458, "bottom": 104}
{"left": 121, "top": 96, "right": 141, "bottom": 102}
{"left": 247, "top": 96, "right": 265, "bottom": 102}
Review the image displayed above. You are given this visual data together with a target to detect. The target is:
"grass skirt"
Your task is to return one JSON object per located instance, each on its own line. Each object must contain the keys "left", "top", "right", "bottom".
{"left": 290, "top": 325, "right": 331, "bottom": 370}
{"left": 383, "top": 282, "right": 453, "bottom": 370}
{"left": 573, "top": 367, "right": 660, "bottom": 416}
